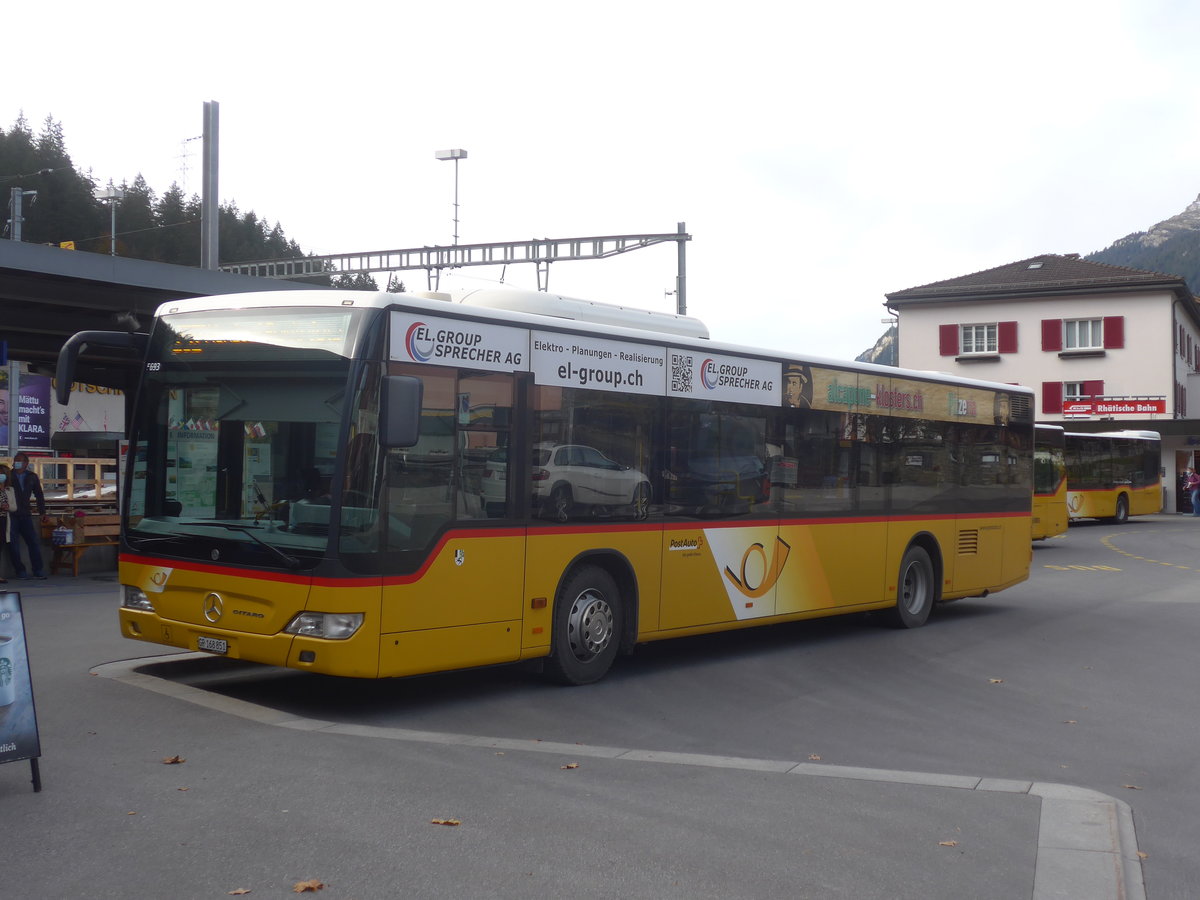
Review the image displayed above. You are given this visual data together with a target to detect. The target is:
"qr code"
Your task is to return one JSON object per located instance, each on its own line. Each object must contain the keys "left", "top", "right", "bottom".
{"left": 670, "top": 352, "right": 693, "bottom": 393}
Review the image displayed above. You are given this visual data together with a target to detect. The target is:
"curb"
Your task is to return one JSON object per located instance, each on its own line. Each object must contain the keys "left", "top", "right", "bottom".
{"left": 94, "top": 654, "right": 1145, "bottom": 900}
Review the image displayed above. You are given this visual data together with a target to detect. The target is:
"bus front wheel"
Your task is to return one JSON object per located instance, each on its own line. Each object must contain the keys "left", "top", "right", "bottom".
{"left": 545, "top": 565, "right": 622, "bottom": 685}
{"left": 888, "top": 546, "right": 934, "bottom": 629}
{"left": 1109, "top": 495, "right": 1129, "bottom": 525}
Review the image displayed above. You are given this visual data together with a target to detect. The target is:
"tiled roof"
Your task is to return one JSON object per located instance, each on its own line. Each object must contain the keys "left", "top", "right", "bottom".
{"left": 886, "top": 254, "right": 1190, "bottom": 304}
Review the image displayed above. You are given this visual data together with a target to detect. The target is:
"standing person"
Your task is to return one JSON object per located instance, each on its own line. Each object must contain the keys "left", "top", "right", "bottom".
{"left": 1187, "top": 467, "right": 1200, "bottom": 517}
{"left": 0, "top": 464, "right": 13, "bottom": 583}
{"left": 9, "top": 452, "right": 47, "bottom": 579}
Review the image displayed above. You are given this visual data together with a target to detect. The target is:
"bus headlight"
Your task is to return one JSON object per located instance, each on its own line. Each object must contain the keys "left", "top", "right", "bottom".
{"left": 122, "top": 585, "right": 156, "bottom": 612}
{"left": 283, "top": 612, "right": 364, "bottom": 640}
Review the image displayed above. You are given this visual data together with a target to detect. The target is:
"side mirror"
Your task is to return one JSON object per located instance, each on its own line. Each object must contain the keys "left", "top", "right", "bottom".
{"left": 381, "top": 375, "right": 423, "bottom": 449}
{"left": 55, "top": 330, "right": 148, "bottom": 405}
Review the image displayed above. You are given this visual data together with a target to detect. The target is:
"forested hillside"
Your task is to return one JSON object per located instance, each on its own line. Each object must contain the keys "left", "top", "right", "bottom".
{"left": 1, "top": 113, "right": 388, "bottom": 289}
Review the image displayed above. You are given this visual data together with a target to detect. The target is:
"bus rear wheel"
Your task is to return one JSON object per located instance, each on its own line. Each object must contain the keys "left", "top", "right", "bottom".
{"left": 545, "top": 565, "right": 622, "bottom": 685}
{"left": 1109, "top": 495, "right": 1129, "bottom": 525}
{"left": 888, "top": 546, "right": 934, "bottom": 629}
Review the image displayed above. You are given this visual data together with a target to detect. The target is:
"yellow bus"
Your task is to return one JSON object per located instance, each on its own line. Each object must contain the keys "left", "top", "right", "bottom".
{"left": 1063, "top": 430, "right": 1162, "bottom": 524}
{"left": 1032, "top": 424, "right": 1068, "bottom": 540}
{"left": 58, "top": 289, "right": 1035, "bottom": 684}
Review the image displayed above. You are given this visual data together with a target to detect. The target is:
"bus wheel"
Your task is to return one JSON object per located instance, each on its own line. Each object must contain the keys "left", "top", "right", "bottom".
{"left": 545, "top": 565, "right": 622, "bottom": 685}
{"left": 1110, "top": 495, "right": 1129, "bottom": 525}
{"left": 888, "top": 546, "right": 934, "bottom": 629}
{"left": 550, "top": 485, "right": 573, "bottom": 522}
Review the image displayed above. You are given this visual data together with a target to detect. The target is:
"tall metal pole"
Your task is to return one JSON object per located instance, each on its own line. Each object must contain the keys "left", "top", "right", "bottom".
{"left": 201, "top": 101, "right": 220, "bottom": 269}
{"left": 9, "top": 188, "right": 22, "bottom": 241}
{"left": 452, "top": 157, "right": 460, "bottom": 246}
{"left": 675, "top": 221, "right": 687, "bottom": 315}
{"left": 435, "top": 149, "right": 467, "bottom": 246}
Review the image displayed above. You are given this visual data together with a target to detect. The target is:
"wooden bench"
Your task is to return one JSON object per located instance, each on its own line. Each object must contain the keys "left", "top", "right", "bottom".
{"left": 47, "top": 515, "right": 121, "bottom": 577}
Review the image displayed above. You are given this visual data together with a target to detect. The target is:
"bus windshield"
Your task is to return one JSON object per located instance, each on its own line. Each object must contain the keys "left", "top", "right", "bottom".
{"left": 125, "top": 307, "right": 372, "bottom": 569}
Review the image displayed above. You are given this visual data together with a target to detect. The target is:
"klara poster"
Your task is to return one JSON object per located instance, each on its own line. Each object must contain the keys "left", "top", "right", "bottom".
{"left": 17, "top": 373, "right": 51, "bottom": 451}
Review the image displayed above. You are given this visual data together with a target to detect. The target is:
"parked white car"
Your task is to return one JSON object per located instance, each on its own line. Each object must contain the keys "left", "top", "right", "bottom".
{"left": 533, "top": 443, "right": 650, "bottom": 521}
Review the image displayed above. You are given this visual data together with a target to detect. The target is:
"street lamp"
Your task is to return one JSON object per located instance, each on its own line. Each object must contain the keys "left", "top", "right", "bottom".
{"left": 434, "top": 149, "right": 467, "bottom": 245}
{"left": 96, "top": 183, "right": 125, "bottom": 256}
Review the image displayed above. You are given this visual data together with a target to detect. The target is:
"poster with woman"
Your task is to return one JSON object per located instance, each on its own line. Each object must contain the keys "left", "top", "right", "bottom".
{"left": 0, "top": 591, "right": 41, "bottom": 777}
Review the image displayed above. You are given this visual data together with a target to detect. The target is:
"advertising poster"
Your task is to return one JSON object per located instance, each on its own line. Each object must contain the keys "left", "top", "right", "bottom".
{"left": 0, "top": 367, "right": 9, "bottom": 448}
{"left": 0, "top": 592, "right": 41, "bottom": 768}
{"left": 17, "top": 373, "right": 52, "bottom": 450}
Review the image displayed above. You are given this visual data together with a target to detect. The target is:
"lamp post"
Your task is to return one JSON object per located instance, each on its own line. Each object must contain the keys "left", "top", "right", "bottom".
{"left": 434, "top": 149, "right": 467, "bottom": 245}
{"left": 97, "top": 183, "right": 125, "bottom": 256}
{"left": 7, "top": 187, "right": 37, "bottom": 241}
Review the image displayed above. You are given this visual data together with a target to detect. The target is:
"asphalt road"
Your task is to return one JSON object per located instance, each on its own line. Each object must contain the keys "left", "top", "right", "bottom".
{"left": 6, "top": 514, "right": 1199, "bottom": 897}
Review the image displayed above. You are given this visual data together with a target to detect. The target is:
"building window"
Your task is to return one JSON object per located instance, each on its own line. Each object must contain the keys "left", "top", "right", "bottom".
{"left": 1064, "top": 319, "right": 1103, "bottom": 350}
{"left": 940, "top": 322, "right": 1016, "bottom": 356}
{"left": 960, "top": 324, "right": 997, "bottom": 354}
{"left": 1042, "top": 380, "right": 1104, "bottom": 415}
{"left": 1042, "top": 316, "right": 1123, "bottom": 352}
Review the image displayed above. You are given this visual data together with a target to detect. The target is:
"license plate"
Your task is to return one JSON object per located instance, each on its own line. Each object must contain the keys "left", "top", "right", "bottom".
{"left": 197, "top": 635, "right": 228, "bottom": 654}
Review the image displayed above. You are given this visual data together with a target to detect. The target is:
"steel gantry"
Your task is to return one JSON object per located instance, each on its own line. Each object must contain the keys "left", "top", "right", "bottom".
{"left": 219, "top": 223, "right": 691, "bottom": 314}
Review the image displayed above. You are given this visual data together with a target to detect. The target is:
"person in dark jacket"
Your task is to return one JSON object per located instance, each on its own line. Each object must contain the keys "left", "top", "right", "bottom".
{"left": 9, "top": 452, "right": 48, "bottom": 579}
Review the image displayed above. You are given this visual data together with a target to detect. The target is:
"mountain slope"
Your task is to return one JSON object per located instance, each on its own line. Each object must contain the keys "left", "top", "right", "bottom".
{"left": 1085, "top": 194, "right": 1200, "bottom": 295}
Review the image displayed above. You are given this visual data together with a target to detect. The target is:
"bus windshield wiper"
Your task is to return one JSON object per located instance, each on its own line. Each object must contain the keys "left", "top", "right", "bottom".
{"left": 188, "top": 522, "right": 302, "bottom": 569}
{"left": 127, "top": 533, "right": 185, "bottom": 546}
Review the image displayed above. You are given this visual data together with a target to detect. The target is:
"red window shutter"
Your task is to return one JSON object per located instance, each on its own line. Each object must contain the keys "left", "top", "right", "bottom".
{"left": 1103, "top": 316, "right": 1124, "bottom": 349}
{"left": 939, "top": 324, "right": 959, "bottom": 356}
{"left": 1083, "top": 379, "right": 1104, "bottom": 399}
{"left": 998, "top": 321, "right": 1018, "bottom": 353}
{"left": 1042, "top": 382, "right": 1063, "bottom": 414}
{"left": 1041, "top": 319, "right": 1062, "bottom": 351}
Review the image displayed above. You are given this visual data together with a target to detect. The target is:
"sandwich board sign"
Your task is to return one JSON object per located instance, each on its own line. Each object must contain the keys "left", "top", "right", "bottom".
{"left": 0, "top": 592, "right": 42, "bottom": 791}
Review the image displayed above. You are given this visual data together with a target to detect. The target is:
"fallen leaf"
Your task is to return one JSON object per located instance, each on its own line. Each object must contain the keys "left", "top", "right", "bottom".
{"left": 292, "top": 879, "right": 325, "bottom": 893}
{"left": 988, "top": 678, "right": 1004, "bottom": 684}
{"left": 1137, "top": 851, "right": 1149, "bottom": 860}
{"left": 808, "top": 754, "right": 822, "bottom": 761}
{"left": 228, "top": 890, "right": 252, "bottom": 896}
{"left": 1123, "top": 785, "right": 1142, "bottom": 790}
{"left": 561, "top": 763, "right": 580, "bottom": 770}
{"left": 1063, "top": 720, "right": 1077, "bottom": 725}
{"left": 431, "top": 818, "right": 461, "bottom": 826}
{"left": 162, "top": 755, "right": 186, "bottom": 765}
{"left": 938, "top": 840, "right": 959, "bottom": 847}
{"left": 177, "top": 787, "right": 190, "bottom": 792}
{"left": 127, "top": 811, "right": 137, "bottom": 816}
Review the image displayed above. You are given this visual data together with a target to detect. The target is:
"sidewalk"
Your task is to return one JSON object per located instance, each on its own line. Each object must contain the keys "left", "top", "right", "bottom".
{"left": 0, "top": 574, "right": 1145, "bottom": 899}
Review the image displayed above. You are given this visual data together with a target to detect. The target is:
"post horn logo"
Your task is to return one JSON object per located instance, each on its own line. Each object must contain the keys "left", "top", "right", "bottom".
{"left": 723, "top": 537, "right": 791, "bottom": 599}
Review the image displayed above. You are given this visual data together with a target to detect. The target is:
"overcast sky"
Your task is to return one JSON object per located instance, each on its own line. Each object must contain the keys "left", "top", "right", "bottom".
{"left": 8, "top": 0, "right": 1200, "bottom": 361}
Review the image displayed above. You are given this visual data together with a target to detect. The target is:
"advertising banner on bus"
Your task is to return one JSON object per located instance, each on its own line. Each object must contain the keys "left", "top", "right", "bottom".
{"left": 797, "top": 364, "right": 1011, "bottom": 426}
{"left": 531, "top": 331, "right": 666, "bottom": 397}
{"left": 390, "top": 312, "right": 528, "bottom": 373}
{"left": 667, "top": 350, "right": 779, "bottom": 406}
